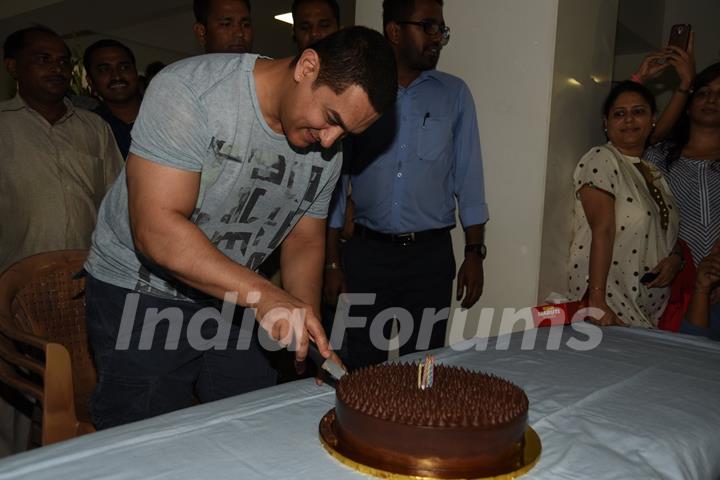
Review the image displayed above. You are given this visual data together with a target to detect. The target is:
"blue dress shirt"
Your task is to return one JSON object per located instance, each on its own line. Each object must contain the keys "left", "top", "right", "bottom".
{"left": 328, "top": 69, "right": 488, "bottom": 233}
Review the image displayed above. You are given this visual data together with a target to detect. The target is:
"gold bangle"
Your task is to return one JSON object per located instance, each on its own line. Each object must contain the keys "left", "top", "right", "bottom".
{"left": 324, "top": 262, "right": 341, "bottom": 271}
{"left": 676, "top": 87, "right": 691, "bottom": 95}
{"left": 588, "top": 286, "right": 605, "bottom": 292}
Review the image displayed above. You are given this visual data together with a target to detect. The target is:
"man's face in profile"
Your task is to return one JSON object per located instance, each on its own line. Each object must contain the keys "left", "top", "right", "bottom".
{"left": 194, "top": 0, "right": 253, "bottom": 54}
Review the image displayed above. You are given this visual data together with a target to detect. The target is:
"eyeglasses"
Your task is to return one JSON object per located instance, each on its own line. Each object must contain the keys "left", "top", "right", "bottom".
{"left": 396, "top": 21, "right": 450, "bottom": 45}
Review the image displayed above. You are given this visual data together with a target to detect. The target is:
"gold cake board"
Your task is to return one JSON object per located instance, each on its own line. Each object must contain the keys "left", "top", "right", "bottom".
{"left": 319, "top": 409, "right": 541, "bottom": 480}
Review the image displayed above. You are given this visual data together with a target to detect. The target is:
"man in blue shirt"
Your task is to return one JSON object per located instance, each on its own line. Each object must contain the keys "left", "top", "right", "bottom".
{"left": 325, "top": 0, "right": 488, "bottom": 370}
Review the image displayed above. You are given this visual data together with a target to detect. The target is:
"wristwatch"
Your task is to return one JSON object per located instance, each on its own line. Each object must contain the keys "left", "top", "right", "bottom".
{"left": 464, "top": 243, "right": 487, "bottom": 259}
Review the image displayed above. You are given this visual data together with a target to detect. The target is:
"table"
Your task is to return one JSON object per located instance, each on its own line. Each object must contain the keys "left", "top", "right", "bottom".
{"left": 0, "top": 325, "right": 718, "bottom": 479}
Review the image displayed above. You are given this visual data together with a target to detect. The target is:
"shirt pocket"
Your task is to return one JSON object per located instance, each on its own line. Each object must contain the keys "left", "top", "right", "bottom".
{"left": 417, "top": 115, "right": 452, "bottom": 162}
{"left": 62, "top": 149, "right": 108, "bottom": 206}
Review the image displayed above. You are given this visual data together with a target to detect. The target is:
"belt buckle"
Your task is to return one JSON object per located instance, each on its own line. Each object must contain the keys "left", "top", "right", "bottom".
{"left": 395, "top": 232, "right": 415, "bottom": 246}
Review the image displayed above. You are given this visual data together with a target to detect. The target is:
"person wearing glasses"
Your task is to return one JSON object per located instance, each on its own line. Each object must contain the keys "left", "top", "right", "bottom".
{"left": 325, "top": 0, "right": 488, "bottom": 370}
{"left": 0, "top": 27, "right": 122, "bottom": 274}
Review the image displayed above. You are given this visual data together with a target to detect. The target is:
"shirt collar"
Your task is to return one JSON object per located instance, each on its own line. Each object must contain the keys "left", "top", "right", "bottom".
{"left": 400, "top": 69, "right": 441, "bottom": 93}
{"left": 1, "top": 94, "right": 76, "bottom": 123}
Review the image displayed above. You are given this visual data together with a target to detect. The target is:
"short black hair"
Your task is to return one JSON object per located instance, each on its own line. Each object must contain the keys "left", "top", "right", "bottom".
{"left": 602, "top": 81, "right": 657, "bottom": 118}
{"left": 83, "top": 39, "right": 136, "bottom": 75}
{"left": 297, "top": 26, "right": 397, "bottom": 116}
{"left": 3, "top": 26, "right": 66, "bottom": 60}
{"left": 292, "top": 0, "right": 340, "bottom": 25}
{"left": 193, "top": 0, "right": 251, "bottom": 25}
{"left": 382, "top": 0, "right": 444, "bottom": 30}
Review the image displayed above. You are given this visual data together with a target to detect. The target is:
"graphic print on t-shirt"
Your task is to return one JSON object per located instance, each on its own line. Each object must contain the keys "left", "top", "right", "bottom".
{"left": 134, "top": 137, "right": 329, "bottom": 299}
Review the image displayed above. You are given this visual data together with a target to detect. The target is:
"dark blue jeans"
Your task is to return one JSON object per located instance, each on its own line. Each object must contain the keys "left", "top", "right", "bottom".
{"left": 85, "top": 275, "right": 277, "bottom": 429}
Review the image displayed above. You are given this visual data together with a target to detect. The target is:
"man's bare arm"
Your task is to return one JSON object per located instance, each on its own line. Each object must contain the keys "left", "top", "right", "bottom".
{"left": 126, "top": 153, "right": 331, "bottom": 358}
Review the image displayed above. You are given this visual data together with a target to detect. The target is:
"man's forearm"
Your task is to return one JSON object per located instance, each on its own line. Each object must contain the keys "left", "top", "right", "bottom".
{"left": 281, "top": 232, "right": 325, "bottom": 316}
{"left": 134, "top": 211, "right": 279, "bottom": 306}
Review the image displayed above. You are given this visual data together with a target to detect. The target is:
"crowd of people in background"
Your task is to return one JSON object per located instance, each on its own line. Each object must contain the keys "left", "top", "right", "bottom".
{"left": 0, "top": 0, "right": 718, "bottom": 443}
{"left": 567, "top": 31, "right": 720, "bottom": 338}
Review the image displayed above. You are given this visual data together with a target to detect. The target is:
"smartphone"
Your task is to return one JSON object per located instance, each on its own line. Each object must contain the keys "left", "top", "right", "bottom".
{"left": 640, "top": 272, "right": 659, "bottom": 284}
{"left": 668, "top": 24, "right": 691, "bottom": 50}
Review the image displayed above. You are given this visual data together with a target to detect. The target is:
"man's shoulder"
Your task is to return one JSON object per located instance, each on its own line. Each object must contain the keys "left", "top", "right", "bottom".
{"left": 73, "top": 106, "right": 111, "bottom": 131}
{"left": 0, "top": 96, "right": 25, "bottom": 116}
{"left": 160, "top": 54, "right": 257, "bottom": 92}
{"left": 426, "top": 70, "right": 469, "bottom": 91}
{"left": 0, "top": 98, "right": 17, "bottom": 109}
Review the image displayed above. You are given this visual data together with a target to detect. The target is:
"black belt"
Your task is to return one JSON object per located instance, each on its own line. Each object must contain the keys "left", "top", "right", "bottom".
{"left": 353, "top": 224, "right": 451, "bottom": 245}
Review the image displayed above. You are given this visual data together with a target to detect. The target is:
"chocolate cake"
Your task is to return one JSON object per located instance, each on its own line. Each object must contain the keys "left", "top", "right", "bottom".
{"left": 333, "top": 363, "right": 529, "bottom": 478}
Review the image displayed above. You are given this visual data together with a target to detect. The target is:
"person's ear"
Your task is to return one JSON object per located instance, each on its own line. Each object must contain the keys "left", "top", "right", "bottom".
{"left": 293, "top": 48, "right": 320, "bottom": 83}
{"left": 85, "top": 73, "right": 99, "bottom": 97}
{"left": 385, "top": 21, "right": 401, "bottom": 45}
{"left": 193, "top": 23, "right": 207, "bottom": 46}
{"left": 4, "top": 58, "right": 17, "bottom": 80}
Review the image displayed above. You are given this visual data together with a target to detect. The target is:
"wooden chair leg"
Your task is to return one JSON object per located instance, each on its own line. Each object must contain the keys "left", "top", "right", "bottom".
{"left": 41, "top": 344, "right": 79, "bottom": 445}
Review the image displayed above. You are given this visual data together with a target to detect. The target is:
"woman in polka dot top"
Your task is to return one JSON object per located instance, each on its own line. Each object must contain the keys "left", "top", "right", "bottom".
{"left": 567, "top": 81, "right": 682, "bottom": 328}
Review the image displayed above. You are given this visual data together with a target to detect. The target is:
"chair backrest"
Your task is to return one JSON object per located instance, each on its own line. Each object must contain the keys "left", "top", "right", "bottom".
{"left": 0, "top": 250, "right": 96, "bottom": 444}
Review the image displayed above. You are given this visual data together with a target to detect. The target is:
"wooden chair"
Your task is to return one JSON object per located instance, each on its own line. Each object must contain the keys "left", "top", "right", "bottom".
{"left": 0, "top": 250, "right": 96, "bottom": 446}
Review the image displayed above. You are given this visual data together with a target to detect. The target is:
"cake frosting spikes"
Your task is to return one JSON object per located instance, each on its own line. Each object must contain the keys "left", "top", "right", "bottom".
{"left": 333, "top": 362, "right": 529, "bottom": 478}
{"left": 338, "top": 363, "right": 526, "bottom": 428}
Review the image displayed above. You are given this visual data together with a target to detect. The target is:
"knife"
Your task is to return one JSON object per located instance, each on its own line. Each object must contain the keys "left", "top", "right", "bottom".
{"left": 307, "top": 343, "right": 347, "bottom": 388}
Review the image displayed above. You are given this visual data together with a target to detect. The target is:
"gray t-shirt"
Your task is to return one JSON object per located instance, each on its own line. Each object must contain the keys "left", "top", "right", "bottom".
{"left": 85, "top": 54, "right": 341, "bottom": 300}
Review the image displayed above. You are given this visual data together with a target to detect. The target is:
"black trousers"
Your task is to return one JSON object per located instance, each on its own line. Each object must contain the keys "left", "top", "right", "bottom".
{"left": 85, "top": 275, "right": 276, "bottom": 429}
{"left": 341, "top": 232, "right": 455, "bottom": 371}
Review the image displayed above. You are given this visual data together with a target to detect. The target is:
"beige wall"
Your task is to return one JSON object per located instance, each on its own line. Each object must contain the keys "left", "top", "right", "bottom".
{"left": 538, "top": 0, "right": 620, "bottom": 302}
{"left": 356, "top": 0, "right": 621, "bottom": 341}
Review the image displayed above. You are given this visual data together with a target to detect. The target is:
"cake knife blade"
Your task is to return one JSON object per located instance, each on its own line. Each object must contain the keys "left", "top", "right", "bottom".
{"left": 308, "top": 342, "right": 347, "bottom": 388}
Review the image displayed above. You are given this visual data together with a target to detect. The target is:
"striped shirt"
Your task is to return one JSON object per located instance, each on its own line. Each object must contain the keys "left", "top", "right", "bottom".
{"left": 645, "top": 142, "right": 720, "bottom": 265}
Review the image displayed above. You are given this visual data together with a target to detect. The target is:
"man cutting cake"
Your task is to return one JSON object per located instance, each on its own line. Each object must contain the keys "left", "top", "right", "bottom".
{"left": 83, "top": 27, "right": 397, "bottom": 428}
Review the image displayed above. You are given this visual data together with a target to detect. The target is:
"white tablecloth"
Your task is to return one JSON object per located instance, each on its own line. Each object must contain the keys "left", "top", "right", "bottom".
{"left": 0, "top": 325, "right": 718, "bottom": 479}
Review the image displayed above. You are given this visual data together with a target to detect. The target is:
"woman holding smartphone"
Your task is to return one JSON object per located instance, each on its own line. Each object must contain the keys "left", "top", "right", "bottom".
{"left": 643, "top": 62, "right": 720, "bottom": 266}
{"left": 633, "top": 31, "right": 720, "bottom": 267}
{"left": 567, "top": 82, "right": 681, "bottom": 327}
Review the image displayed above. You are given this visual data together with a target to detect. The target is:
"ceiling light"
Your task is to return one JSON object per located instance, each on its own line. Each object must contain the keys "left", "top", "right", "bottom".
{"left": 275, "top": 12, "right": 293, "bottom": 25}
{"left": 567, "top": 78, "right": 582, "bottom": 87}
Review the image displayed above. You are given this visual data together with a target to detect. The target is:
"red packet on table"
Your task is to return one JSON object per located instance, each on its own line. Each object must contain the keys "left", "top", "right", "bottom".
{"left": 532, "top": 300, "right": 586, "bottom": 328}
